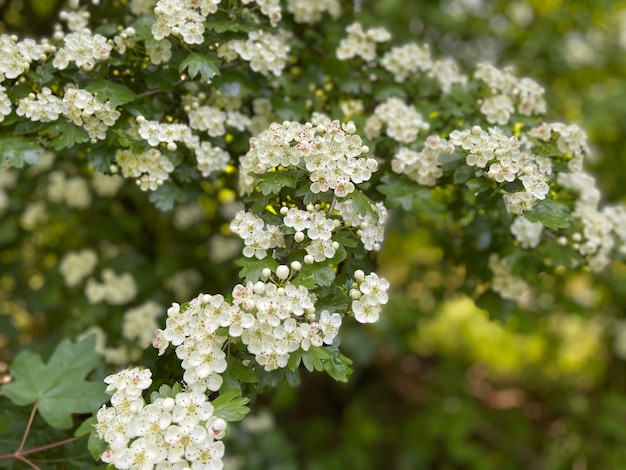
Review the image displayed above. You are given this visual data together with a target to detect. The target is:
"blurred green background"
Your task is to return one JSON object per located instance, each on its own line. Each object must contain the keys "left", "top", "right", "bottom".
{"left": 1, "top": 0, "right": 626, "bottom": 469}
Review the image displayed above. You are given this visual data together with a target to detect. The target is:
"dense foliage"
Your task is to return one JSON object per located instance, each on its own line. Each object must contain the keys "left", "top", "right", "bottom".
{"left": 0, "top": 0, "right": 625, "bottom": 468}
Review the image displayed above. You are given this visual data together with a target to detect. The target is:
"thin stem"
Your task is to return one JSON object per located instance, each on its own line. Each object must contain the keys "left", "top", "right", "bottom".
{"left": 18, "top": 402, "right": 38, "bottom": 453}
{"left": 328, "top": 195, "right": 337, "bottom": 216}
{"left": 18, "top": 436, "right": 83, "bottom": 458}
{"left": 135, "top": 80, "right": 186, "bottom": 99}
{"left": 15, "top": 455, "right": 40, "bottom": 470}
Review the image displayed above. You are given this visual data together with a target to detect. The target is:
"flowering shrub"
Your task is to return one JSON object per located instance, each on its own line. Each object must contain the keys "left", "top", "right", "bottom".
{"left": 0, "top": 0, "right": 624, "bottom": 468}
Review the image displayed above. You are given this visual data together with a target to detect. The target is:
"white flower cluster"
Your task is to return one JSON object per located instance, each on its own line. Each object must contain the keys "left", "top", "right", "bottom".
{"left": 85, "top": 269, "right": 138, "bottom": 305}
{"left": 241, "top": 0, "right": 282, "bottom": 26}
{"left": 59, "top": 249, "right": 98, "bottom": 287}
{"left": 488, "top": 254, "right": 529, "bottom": 300}
{"left": 97, "top": 368, "right": 227, "bottom": 469}
{"left": 187, "top": 106, "right": 227, "bottom": 137}
{"left": 529, "top": 122, "right": 589, "bottom": 173}
{"left": 349, "top": 271, "right": 390, "bottom": 323}
{"left": 365, "top": 97, "right": 430, "bottom": 144}
{"left": 58, "top": 8, "right": 90, "bottom": 32}
{"left": 285, "top": 0, "right": 341, "bottom": 24}
{"left": 474, "top": 64, "right": 546, "bottom": 124}
{"left": 556, "top": 172, "right": 626, "bottom": 270}
{"left": 229, "top": 210, "right": 284, "bottom": 260}
{"left": 336, "top": 199, "right": 387, "bottom": 251}
{"left": 510, "top": 216, "right": 544, "bottom": 249}
{"left": 380, "top": 43, "right": 432, "bottom": 83}
{"left": 391, "top": 135, "right": 454, "bottom": 186}
{"left": 115, "top": 148, "right": 175, "bottom": 191}
{"left": 52, "top": 30, "right": 111, "bottom": 71}
{"left": 136, "top": 115, "right": 231, "bottom": 177}
{"left": 17, "top": 86, "right": 121, "bottom": 141}
{"left": 20, "top": 201, "right": 48, "bottom": 230}
{"left": 152, "top": 0, "right": 218, "bottom": 44}
{"left": 429, "top": 58, "right": 468, "bottom": 93}
{"left": 449, "top": 125, "right": 552, "bottom": 214}
{"left": 91, "top": 172, "right": 125, "bottom": 197}
{"left": 0, "top": 34, "right": 51, "bottom": 82}
{"left": 218, "top": 30, "right": 291, "bottom": 77}
{"left": 47, "top": 171, "right": 92, "bottom": 209}
{"left": 239, "top": 118, "right": 378, "bottom": 198}
{"left": 122, "top": 301, "right": 163, "bottom": 349}
{"left": 0, "top": 85, "right": 11, "bottom": 122}
{"left": 196, "top": 142, "right": 231, "bottom": 177}
{"left": 137, "top": 116, "right": 192, "bottom": 149}
{"left": 112, "top": 26, "right": 139, "bottom": 55}
{"left": 336, "top": 22, "right": 391, "bottom": 62}
{"left": 156, "top": 273, "right": 343, "bottom": 378}
{"left": 130, "top": 0, "right": 156, "bottom": 15}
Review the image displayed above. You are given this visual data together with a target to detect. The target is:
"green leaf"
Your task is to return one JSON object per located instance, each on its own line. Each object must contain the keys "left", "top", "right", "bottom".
{"left": 86, "top": 80, "right": 136, "bottom": 106}
{"left": 1, "top": 337, "right": 107, "bottom": 429}
{"left": 150, "top": 383, "right": 183, "bottom": 403}
{"left": 343, "top": 189, "right": 378, "bottom": 219}
{"left": 226, "top": 356, "right": 259, "bottom": 384}
{"left": 179, "top": 53, "right": 220, "bottom": 82}
{"left": 256, "top": 170, "right": 304, "bottom": 196}
{"left": 439, "top": 152, "right": 465, "bottom": 171}
{"left": 87, "top": 428, "right": 108, "bottom": 462}
{"left": 236, "top": 256, "right": 279, "bottom": 283}
{"left": 453, "top": 165, "right": 475, "bottom": 184}
{"left": 0, "top": 137, "right": 43, "bottom": 167}
{"left": 523, "top": 199, "right": 571, "bottom": 230}
{"left": 377, "top": 174, "right": 418, "bottom": 210}
{"left": 74, "top": 416, "right": 96, "bottom": 437}
{"left": 212, "top": 389, "right": 250, "bottom": 422}
{"left": 299, "top": 347, "right": 353, "bottom": 382}
{"left": 46, "top": 121, "right": 90, "bottom": 151}
{"left": 148, "top": 181, "right": 186, "bottom": 211}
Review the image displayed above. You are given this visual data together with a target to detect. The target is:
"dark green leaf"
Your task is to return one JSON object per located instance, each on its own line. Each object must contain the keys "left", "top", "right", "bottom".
{"left": 343, "top": 189, "right": 378, "bottom": 219}
{"left": 1, "top": 337, "right": 107, "bottom": 429}
{"left": 46, "top": 121, "right": 90, "bottom": 150}
{"left": 179, "top": 53, "right": 220, "bottom": 82}
{"left": 148, "top": 182, "right": 186, "bottom": 211}
{"left": 256, "top": 169, "right": 304, "bottom": 196}
{"left": 86, "top": 80, "right": 136, "bottom": 106}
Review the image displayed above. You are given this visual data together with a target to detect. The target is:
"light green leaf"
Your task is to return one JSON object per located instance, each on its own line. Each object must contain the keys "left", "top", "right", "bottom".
{"left": 212, "top": 389, "right": 250, "bottom": 422}
{"left": 179, "top": 53, "right": 220, "bottom": 82}
{"left": 86, "top": 80, "right": 136, "bottom": 106}
{"left": 0, "top": 137, "right": 43, "bottom": 167}
{"left": 236, "top": 256, "right": 279, "bottom": 283}
{"left": 1, "top": 337, "right": 107, "bottom": 429}
{"left": 523, "top": 199, "right": 571, "bottom": 230}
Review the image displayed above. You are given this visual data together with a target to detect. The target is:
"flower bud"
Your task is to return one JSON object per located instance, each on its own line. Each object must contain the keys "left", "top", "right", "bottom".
{"left": 276, "top": 265, "right": 290, "bottom": 280}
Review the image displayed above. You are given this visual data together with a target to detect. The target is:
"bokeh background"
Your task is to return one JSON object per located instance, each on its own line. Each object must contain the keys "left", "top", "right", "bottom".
{"left": 1, "top": 0, "right": 626, "bottom": 468}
